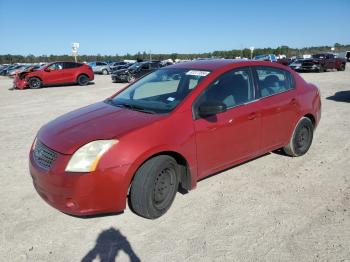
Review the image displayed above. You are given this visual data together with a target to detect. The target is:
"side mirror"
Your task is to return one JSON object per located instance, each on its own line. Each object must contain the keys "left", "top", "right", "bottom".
{"left": 198, "top": 101, "right": 227, "bottom": 117}
{"left": 44, "top": 68, "right": 51, "bottom": 72}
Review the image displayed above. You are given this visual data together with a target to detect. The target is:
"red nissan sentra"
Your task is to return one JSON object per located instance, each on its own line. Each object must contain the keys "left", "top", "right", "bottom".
{"left": 29, "top": 60, "right": 321, "bottom": 219}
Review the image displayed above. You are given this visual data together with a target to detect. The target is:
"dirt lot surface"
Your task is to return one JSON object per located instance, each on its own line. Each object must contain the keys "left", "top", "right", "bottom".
{"left": 0, "top": 67, "right": 349, "bottom": 262}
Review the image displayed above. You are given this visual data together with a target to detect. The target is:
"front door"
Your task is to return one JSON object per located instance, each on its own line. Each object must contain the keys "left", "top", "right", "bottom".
{"left": 194, "top": 67, "right": 262, "bottom": 178}
{"left": 43, "top": 62, "right": 64, "bottom": 84}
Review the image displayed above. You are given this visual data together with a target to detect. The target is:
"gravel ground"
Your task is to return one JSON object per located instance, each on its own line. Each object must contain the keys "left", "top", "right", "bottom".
{"left": 0, "top": 67, "right": 349, "bottom": 262}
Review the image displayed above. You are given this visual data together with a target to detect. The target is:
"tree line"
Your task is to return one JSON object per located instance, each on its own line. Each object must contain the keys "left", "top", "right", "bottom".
{"left": 1, "top": 43, "right": 349, "bottom": 64}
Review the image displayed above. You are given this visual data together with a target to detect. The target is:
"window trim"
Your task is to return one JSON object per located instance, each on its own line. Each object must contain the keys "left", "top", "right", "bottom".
{"left": 192, "top": 66, "right": 257, "bottom": 120}
{"left": 252, "top": 66, "right": 296, "bottom": 100}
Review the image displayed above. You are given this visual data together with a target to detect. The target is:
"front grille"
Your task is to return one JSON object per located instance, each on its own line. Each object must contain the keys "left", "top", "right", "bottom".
{"left": 33, "top": 140, "right": 58, "bottom": 170}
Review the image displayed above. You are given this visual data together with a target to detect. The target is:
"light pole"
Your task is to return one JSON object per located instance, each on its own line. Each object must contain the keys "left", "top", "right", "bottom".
{"left": 250, "top": 46, "right": 255, "bottom": 59}
{"left": 72, "top": 43, "right": 80, "bottom": 62}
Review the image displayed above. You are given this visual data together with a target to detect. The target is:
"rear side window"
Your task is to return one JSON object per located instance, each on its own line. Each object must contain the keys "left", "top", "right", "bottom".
{"left": 63, "top": 62, "right": 79, "bottom": 69}
{"left": 255, "top": 67, "right": 294, "bottom": 98}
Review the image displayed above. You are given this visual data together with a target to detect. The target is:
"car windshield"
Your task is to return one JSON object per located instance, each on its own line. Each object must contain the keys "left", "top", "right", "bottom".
{"left": 108, "top": 68, "right": 210, "bottom": 114}
{"left": 128, "top": 63, "right": 142, "bottom": 70}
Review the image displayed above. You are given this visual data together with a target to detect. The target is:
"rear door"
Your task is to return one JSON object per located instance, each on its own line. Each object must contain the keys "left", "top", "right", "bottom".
{"left": 252, "top": 66, "right": 299, "bottom": 151}
{"left": 194, "top": 67, "right": 262, "bottom": 178}
{"left": 325, "top": 54, "right": 336, "bottom": 69}
{"left": 62, "top": 62, "right": 78, "bottom": 83}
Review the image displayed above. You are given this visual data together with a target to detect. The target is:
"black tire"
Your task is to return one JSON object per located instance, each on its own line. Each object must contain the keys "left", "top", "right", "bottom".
{"left": 283, "top": 117, "right": 314, "bottom": 157}
{"left": 129, "top": 155, "right": 179, "bottom": 219}
{"left": 77, "top": 74, "right": 89, "bottom": 86}
{"left": 318, "top": 65, "right": 324, "bottom": 73}
{"left": 338, "top": 64, "right": 346, "bottom": 71}
{"left": 28, "top": 77, "right": 42, "bottom": 89}
{"left": 102, "top": 69, "right": 109, "bottom": 75}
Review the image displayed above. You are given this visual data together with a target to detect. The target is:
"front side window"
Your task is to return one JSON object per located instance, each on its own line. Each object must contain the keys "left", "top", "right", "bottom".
{"left": 256, "top": 67, "right": 293, "bottom": 97}
{"left": 47, "top": 62, "right": 63, "bottom": 70}
{"left": 109, "top": 68, "right": 210, "bottom": 113}
{"left": 197, "top": 68, "right": 254, "bottom": 109}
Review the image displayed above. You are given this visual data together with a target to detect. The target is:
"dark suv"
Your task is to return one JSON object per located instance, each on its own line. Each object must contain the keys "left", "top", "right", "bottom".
{"left": 111, "top": 61, "right": 161, "bottom": 83}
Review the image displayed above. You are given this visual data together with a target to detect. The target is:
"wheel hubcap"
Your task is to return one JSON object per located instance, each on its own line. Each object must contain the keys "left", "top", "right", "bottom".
{"left": 153, "top": 167, "right": 176, "bottom": 209}
{"left": 31, "top": 80, "right": 39, "bottom": 88}
{"left": 81, "top": 76, "right": 88, "bottom": 84}
{"left": 296, "top": 126, "right": 310, "bottom": 150}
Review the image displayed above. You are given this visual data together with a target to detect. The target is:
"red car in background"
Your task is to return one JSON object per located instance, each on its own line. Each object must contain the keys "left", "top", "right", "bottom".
{"left": 14, "top": 62, "right": 94, "bottom": 89}
{"left": 29, "top": 60, "right": 321, "bottom": 219}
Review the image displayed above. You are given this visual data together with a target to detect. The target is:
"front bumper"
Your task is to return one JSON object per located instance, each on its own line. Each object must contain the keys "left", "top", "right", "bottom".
{"left": 29, "top": 145, "right": 131, "bottom": 216}
{"left": 111, "top": 74, "right": 128, "bottom": 82}
{"left": 290, "top": 65, "right": 320, "bottom": 72}
{"left": 13, "top": 78, "right": 28, "bottom": 89}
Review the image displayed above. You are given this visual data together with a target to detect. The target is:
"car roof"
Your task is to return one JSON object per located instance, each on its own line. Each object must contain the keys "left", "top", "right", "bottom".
{"left": 167, "top": 59, "right": 288, "bottom": 71}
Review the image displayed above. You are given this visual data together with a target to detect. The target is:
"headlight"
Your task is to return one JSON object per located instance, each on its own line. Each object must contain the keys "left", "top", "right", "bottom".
{"left": 65, "top": 140, "right": 117, "bottom": 172}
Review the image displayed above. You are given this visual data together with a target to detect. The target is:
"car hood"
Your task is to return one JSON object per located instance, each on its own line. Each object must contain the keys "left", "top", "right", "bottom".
{"left": 38, "top": 101, "right": 165, "bottom": 154}
{"left": 113, "top": 68, "right": 129, "bottom": 75}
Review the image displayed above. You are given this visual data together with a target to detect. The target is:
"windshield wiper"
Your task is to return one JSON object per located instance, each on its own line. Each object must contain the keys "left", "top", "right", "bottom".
{"left": 106, "top": 99, "right": 156, "bottom": 114}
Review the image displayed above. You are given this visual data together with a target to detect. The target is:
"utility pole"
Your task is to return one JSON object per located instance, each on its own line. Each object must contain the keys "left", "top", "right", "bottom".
{"left": 250, "top": 47, "right": 255, "bottom": 60}
{"left": 72, "top": 43, "right": 80, "bottom": 62}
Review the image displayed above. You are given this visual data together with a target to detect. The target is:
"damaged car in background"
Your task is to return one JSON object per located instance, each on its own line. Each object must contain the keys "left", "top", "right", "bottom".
{"left": 111, "top": 61, "right": 162, "bottom": 83}
{"left": 13, "top": 62, "right": 94, "bottom": 89}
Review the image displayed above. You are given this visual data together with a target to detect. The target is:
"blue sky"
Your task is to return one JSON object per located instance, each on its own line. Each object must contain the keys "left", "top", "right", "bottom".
{"left": 1, "top": 0, "right": 349, "bottom": 55}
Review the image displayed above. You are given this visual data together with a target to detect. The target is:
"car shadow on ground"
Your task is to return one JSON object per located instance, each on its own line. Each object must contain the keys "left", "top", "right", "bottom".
{"left": 8, "top": 81, "right": 95, "bottom": 91}
{"left": 81, "top": 227, "right": 140, "bottom": 262}
{"left": 326, "top": 90, "right": 350, "bottom": 103}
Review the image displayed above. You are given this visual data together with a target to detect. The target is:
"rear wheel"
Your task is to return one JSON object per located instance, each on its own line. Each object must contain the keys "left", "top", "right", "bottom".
{"left": 77, "top": 74, "right": 89, "bottom": 86}
{"left": 129, "top": 155, "right": 179, "bottom": 219}
{"left": 28, "top": 77, "right": 42, "bottom": 89}
{"left": 283, "top": 117, "right": 314, "bottom": 157}
{"left": 338, "top": 64, "right": 346, "bottom": 71}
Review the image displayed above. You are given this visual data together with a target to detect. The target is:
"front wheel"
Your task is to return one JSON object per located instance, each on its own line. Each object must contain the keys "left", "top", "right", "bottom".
{"left": 102, "top": 69, "right": 109, "bottom": 75}
{"left": 129, "top": 155, "right": 179, "bottom": 219}
{"left": 283, "top": 117, "right": 314, "bottom": 157}
{"left": 318, "top": 65, "right": 324, "bottom": 73}
{"left": 127, "top": 74, "right": 136, "bottom": 83}
{"left": 28, "top": 77, "right": 42, "bottom": 89}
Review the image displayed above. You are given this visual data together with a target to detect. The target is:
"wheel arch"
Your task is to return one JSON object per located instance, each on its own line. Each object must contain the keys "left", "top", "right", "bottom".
{"left": 29, "top": 75, "right": 43, "bottom": 82}
{"left": 304, "top": 113, "right": 316, "bottom": 128}
{"left": 128, "top": 150, "right": 193, "bottom": 194}
{"left": 76, "top": 73, "right": 89, "bottom": 82}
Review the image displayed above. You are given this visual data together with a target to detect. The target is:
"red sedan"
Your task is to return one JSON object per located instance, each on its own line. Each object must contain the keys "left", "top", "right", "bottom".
{"left": 14, "top": 62, "right": 94, "bottom": 89}
{"left": 29, "top": 60, "right": 321, "bottom": 219}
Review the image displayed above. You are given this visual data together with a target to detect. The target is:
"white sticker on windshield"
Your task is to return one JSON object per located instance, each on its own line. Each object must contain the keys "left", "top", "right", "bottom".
{"left": 167, "top": 97, "right": 175, "bottom": 102}
{"left": 186, "top": 70, "right": 210, "bottom": 77}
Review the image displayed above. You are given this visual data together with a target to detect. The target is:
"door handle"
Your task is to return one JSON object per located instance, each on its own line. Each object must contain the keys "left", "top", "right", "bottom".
{"left": 290, "top": 98, "right": 297, "bottom": 105}
{"left": 248, "top": 112, "right": 257, "bottom": 120}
